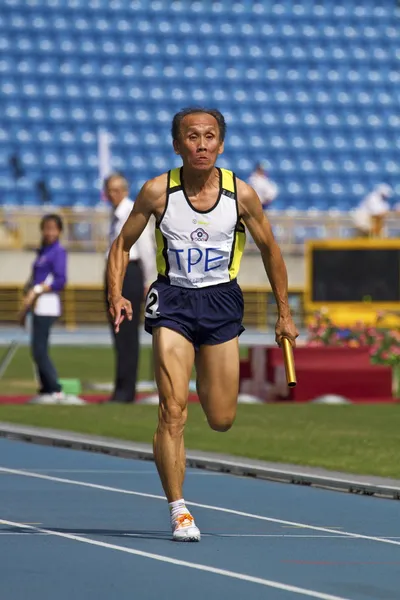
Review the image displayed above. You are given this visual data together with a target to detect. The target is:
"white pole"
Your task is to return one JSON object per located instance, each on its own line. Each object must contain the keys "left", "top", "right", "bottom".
{"left": 98, "top": 128, "right": 112, "bottom": 198}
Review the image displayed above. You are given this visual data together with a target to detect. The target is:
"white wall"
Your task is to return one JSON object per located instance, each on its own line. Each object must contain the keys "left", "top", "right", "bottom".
{"left": 0, "top": 251, "right": 105, "bottom": 285}
{"left": 0, "top": 251, "right": 305, "bottom": 288}
{"left": 237, "top": 254, "right": 305, "bottom": 288}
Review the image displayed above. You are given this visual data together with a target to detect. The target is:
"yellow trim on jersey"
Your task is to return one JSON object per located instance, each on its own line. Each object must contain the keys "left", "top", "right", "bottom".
{"left": 169, "top": 167, "right": 235, "bottom": 193}
{"left": 220, "top": 168, "right": 235, "bottom": 194}
{"left": 169, "top": 168, "right": 181, "bottom": 189}
{"left": 229, "top": 223, "right": 246, "bottom": 280}
{"left": 155, "top": 227, "right": 167, "bottom": 276}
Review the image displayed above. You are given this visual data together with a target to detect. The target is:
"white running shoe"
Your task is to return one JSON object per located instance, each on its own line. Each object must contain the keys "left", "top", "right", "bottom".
{"left": 29, "top": 393, "right": 59, "bottom": 405}
{"left": 28, "top": 392, "right": 86, "bottom": 405}
{"left": 172, "top": 512, "right": 201, "bottom": 542}
{"left": 58, "top": 394, "right": 87, "bottom": 406}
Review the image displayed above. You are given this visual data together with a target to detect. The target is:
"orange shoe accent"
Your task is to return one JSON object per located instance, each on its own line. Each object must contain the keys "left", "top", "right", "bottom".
{"left": 175, "top": 513, "right": 194, "bottom": 528}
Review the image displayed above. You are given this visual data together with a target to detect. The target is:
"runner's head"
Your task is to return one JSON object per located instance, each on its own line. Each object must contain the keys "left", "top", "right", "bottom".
{"left": 171, "top": 108, "right": 225, "bottom": 171}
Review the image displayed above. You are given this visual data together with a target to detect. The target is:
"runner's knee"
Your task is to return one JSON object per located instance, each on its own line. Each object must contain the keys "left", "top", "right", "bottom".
{"left": 207, "top": 412, "right": 235, "bottom": 433}
{"left": 158, "top": 398, "right": 187, "bottom": 437}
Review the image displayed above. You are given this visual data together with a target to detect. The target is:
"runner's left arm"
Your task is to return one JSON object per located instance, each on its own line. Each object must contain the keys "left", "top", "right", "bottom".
{"left": 237, "top": 178, "right": 298, "bottom": 345}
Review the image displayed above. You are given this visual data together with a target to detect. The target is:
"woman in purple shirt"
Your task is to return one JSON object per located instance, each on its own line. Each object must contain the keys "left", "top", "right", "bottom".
{"left": 19, "top": 214, "right": 67, "bottom": 402}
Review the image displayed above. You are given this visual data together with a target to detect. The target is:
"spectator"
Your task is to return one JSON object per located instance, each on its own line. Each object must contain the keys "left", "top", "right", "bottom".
{"left": 19, "top": 214, "right": 67, "bottom": 404}
{"left": 9, "top": 153, "right": 24, "bottom": 180}
{"left": 248, "top": 161, "right": 278, "bottom": 209}
{"left": 104, "top": 173, "right": 156, "bottom": 403}
{"left": 37, "top": 179, "right": 51, "bottom": 205}
{"left": 353, "top": 184, "right": 393, "bottom": 238}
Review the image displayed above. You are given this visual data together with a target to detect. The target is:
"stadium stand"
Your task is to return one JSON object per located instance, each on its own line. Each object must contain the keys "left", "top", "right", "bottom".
{"left": 0, "top": 0, "right": 399, "bottom": 215}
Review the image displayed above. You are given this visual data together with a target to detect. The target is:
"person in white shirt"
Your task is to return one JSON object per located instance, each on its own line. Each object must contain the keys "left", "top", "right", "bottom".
{"left": 104, "top": 173, "right": 156, "bottom": 403}
{"left": 248, "top": 161, "right": 278, "bottom": 209}
{"left": 353, "top": 183, "right": 393, "bottom": 238}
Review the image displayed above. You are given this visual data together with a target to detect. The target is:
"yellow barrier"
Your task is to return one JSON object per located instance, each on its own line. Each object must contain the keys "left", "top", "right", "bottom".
{"left": 305, "top": 239, "right": 400, "bottom": 327}
{"left": 0, "top": 285, "right": 305, "bottom": 330}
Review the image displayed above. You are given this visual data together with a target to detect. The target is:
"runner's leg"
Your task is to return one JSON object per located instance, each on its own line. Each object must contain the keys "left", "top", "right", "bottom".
{"left": 153, "top": 326, "right": 195, "bottom": 502}
{"left": 195, "top": 337, "right": 240, "bottom": 431}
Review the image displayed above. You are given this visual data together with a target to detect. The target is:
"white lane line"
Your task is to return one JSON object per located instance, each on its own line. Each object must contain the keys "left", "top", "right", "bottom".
{"left": 0, "top": 469, "right": 156, "bottom": 474}
{"left": 0, "top": 469, "right": 216, "bottom": 476}
{"left": 0, "top": 518, "right": 351, "bottom": 600}
{"left": 1, "top": 530, "right": 400, "bottom": 540}
{"left": 1, "top": 466, "right": 399, "bottom": 548}
{"left": 207, "top": 534, "right": 400, "bottom": 539}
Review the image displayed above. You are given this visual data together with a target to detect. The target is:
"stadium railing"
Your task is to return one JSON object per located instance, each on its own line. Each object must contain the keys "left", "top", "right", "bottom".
{"left": 0, "top": 285, "right": 305, "bottom": 330}
{"left": 2, "top": 208, "right": 399, "bottom": 254}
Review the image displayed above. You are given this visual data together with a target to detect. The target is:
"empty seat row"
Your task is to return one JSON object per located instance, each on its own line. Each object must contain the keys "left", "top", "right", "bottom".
{"left": 1, "top": 0, "right": 398, "bottom": 209}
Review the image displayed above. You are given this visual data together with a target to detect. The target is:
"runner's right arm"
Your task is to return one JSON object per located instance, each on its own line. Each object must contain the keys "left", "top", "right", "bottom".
{"left": 106, "top": 175, "right": 166, "bottom": 331}
{"left": 107, "top": 185, "right": 151, "bottom": 303}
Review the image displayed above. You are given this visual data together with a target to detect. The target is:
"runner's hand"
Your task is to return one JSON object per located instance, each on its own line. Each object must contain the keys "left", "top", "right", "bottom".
{"left": 275, "top": 314, "right": 298, "bottom": 347}
{"left": 109, "top": 296, "right": 133, "bottom": 333}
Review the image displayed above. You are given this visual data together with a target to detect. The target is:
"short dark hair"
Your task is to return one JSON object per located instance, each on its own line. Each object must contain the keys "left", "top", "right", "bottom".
{"left": 171, "top": 107, "right": 226, "bottom": 142}
{"left": 40, "top": 213, "right": 63, "bottom": 232}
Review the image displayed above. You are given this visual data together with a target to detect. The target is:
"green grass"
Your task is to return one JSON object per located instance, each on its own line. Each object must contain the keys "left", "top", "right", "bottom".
{"left": 1, "top": 345, "right": 399, "bottom": 479}
{"left": 0, "top": 404, "right": 399, "bottom": 478}
{"left": 0, "top": 345, "right": 248, "bottom": 395}
{"left": 0, "top": 345, "right": 154, "bottom": 395}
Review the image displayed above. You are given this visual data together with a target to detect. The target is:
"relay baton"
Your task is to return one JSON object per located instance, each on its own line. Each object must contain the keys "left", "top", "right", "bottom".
{"left": 282, "top": 337, "right": 296, "bottom": 387}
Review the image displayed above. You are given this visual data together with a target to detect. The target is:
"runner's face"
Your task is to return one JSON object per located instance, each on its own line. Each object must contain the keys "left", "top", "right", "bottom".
{"left": 173, "top": 113, "right": 224, "bottom": 170}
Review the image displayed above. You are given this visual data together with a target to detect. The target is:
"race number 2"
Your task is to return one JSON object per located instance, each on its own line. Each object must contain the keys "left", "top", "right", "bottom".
{"left": 145, "top": 288, "right": 160, "bottom": 318}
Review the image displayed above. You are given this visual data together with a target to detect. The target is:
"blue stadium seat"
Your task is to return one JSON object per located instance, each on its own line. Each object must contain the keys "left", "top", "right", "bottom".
{"left": 0, "top": 1, "right": 398, "bottom": 208}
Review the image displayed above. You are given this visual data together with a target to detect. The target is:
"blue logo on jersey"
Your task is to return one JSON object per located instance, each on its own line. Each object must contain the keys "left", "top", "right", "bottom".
{"left": 169, "top": 247, "right": 223, "bottom": 273}
{"left": 190, "top": 228, "right": 209, "bottom": 242}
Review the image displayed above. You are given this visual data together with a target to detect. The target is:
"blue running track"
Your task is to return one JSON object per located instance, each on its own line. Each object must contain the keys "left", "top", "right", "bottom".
{"left": 0, "top": 439, "right": 399, "bottom": 600}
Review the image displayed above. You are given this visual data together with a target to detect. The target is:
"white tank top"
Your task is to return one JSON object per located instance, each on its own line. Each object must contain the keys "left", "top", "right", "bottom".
{"left": 155, "top": 167, "right": 246, "bottom": 288}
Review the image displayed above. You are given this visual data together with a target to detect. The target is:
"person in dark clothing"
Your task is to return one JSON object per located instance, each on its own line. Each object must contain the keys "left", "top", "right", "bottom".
{"left": 104, "top": 174, "right": 155, "bottom": 403}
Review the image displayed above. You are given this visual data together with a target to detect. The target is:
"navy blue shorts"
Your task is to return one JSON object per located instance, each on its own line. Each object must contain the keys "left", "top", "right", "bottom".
{"left": 144, "top": 276, "right": 245, "bottom": 349}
